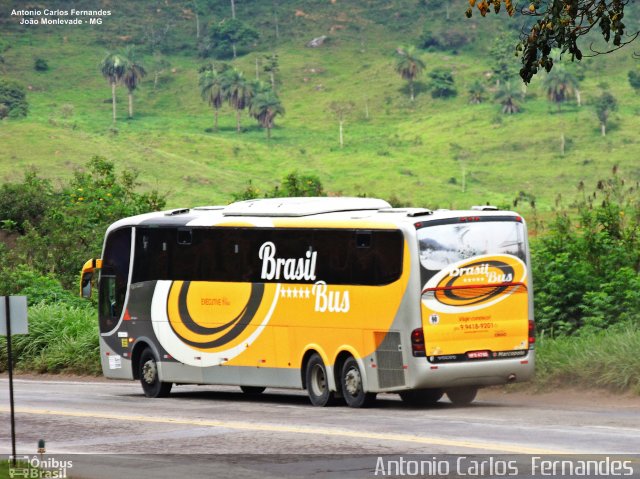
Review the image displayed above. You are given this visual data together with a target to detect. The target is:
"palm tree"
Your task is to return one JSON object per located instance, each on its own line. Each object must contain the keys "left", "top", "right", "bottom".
{"left": 222, "top": 68, "right": 254, "bottom": 133}
{"left": 250, "top": 91, "right": 284, "bottom": 139}
{"left": 121, "top": 47, "right": 146, "bottom": 119}
{"left": 544, "top": 67, "right": 578, "bottom": 112}
{"left": 100, "top": 52, "right": 129, "bottom": 123}
{"left": 199, "top": 68, "right": 224, "bottom": 131}
{"left": 467, "top": 79, "right": 486, "bottom": 104}
{"left": 394, "top": 45, "right": 425, "bottom": 102}
{"left": 495, "top": 81, "right": 523, "bottom": 114}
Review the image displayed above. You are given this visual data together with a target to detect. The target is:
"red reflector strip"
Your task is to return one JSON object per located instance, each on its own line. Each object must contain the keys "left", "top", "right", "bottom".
{"left": 430, "top": 366, "right": 438, "bottom": 370}
{"left": 520, "top": 360, "right": 529, "bottom": 364}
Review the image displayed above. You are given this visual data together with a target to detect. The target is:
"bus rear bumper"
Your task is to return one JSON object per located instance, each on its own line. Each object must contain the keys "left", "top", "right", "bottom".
{"left": 406, "top": 350, "right": 536, "bottom": 390}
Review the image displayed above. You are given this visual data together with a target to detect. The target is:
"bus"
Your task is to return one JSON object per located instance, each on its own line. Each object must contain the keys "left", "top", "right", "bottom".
{"left": 80, "top": 197, "right": 535, "bottom": 407}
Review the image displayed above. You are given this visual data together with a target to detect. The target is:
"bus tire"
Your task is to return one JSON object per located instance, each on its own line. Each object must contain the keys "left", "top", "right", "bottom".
{"left": 341, "top": 357, "right": 376, "bottom": 408}
{"left": 446, "top": 387, "right": 478, "bottom": 406}
{"left": 399, "top": 388, "right": 444, "bottom": 406}
{"left": 240, "top": 386, "right": 266, "bottom": 395}
{"left": 139, "top": 348, "right": 172, "bottom": 398}
{"left": 306, "top": 353, "right": 336, "bottom": 407}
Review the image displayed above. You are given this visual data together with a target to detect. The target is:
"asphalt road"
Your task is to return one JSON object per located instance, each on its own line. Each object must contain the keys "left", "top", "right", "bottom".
{"left": 1, "top": 377, "right": 639, "bottom": 478}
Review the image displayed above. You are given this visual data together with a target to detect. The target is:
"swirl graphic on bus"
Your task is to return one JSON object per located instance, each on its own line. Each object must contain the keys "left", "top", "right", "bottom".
{"left": 166, "top": 280, "right": 264, "bottom": 349}
{"left": 422, "top": 255, "right": 527, "bottom": 313}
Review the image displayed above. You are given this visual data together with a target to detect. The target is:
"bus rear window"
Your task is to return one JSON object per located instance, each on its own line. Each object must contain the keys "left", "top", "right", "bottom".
{"left": 417, "top": 220, "right": 526, "bottom": 277}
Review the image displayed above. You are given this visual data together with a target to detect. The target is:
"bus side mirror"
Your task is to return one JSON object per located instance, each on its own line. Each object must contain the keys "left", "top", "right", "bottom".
{"left": 81, "top": 272, "right": 93, "bottom": 299}
{"left": 80, "top": 258, "right": 102, "bottom": 298}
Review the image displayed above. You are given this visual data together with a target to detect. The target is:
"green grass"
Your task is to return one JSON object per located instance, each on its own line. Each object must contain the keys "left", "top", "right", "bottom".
{"left": 0, "top": 302, "right": 100, "bottom": 375}
{"left": 532, "top": 323, "right": 640, "bottom": 394}
{"left": 0, "top": 1, "right": 638, "bottom": 212}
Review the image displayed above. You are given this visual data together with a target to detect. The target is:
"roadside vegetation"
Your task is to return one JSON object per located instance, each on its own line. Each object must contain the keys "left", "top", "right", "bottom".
{"left": 0, "top": 1, "right": 639, "bottom": 394}
{"left": 1, "top": 163, "right": 638, "bottom": 396}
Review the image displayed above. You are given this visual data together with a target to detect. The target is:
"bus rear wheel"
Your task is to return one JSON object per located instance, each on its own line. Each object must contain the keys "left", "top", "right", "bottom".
{"left": 446, "top": 387, "right": 478, "bottom": 406}
{"left": 240, "top": 386, "right": 266, "bottom": 395}
{"left": 139, "top": 348, "right": 172, "bottom": 398}
{"left": 305, "top": 353, "right": 336, "bottom": 407}
{"left": 399, "top": 388, "right": 444, "bottom": 406}
{"left": 341, "top": 357, "right": 376, "bottom": 408}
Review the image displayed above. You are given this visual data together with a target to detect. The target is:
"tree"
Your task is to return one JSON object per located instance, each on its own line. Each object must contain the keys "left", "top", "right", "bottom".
{"left": 192, "top": 0, "right": 202, "bottom": 39}
{"left": 467, "top": 79, "right": 486, "bottom": 104}
{"left": 208, "top": 19, "right": 259, "bottom": 59}
{"left": 543, "top": 66, "right": 579, "bottom": 112}
{"left": 250, "top": 91, "right": 285, "bottom": 139}
{"left": 263, "top": 53, "right": 279, "bottom": 92}
{"left": 489, "top": 29, "right": 520, "bottom": 85}
{"left": 328, "top": 101, "right": 355, "bottom": 148}
{"left": 394, "top": 45, "right": 425, "bottom": 101}
{"left": 0, "top": 157, "right": 166, "bottom": 288}
{"left": 151, "top": 52, "right": 170, "bottom": 92}
{"left": 428, "top": 68, "right": 457, "bottom": 98}
{"left": 100, "top": 52, "right": 129, "bottom": 124}
{"left": 594, "top": 91, "right": 617, "bottom": 137}
{"left": 466, "top": 0, "right": 638, "bottom": 83}
{"left": 199, "top": 67, "right": 224, "bottom": 131}
{"left": 121, "top": 47, "right": 146, "bottom": 119}
{"left": 629, "top": 70, "right": 640, "bottom": 93}
{"left": 0, "top": 79, "right": 28, "bottom": 118}
{"left": 222, "top": 68, "right": 254, "bottom": 132}
{"left": 495, "top": 81, "right": 523, "bottom": 114}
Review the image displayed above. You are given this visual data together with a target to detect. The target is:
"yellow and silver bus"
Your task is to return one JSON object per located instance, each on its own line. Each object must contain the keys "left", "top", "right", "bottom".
{"left": 81, "top": 197, "right": 535, "bottom": 407}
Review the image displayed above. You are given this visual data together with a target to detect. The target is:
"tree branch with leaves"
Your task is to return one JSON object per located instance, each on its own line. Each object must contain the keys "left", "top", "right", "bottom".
{"left": 466, "top": 0, "right": 638, "bottom": 83}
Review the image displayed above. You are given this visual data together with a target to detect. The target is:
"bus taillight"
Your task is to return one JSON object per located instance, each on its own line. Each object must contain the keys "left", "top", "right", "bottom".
{"left": 411, "top": 328, "right": 426, "bottom": 357}
{"left": 528, "top": 320, "right": 536, "bottom": 347}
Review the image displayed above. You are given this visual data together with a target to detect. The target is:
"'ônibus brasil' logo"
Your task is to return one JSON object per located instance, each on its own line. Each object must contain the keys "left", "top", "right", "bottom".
{"left": 422, "top": 255, "right": 527, "bottom": 313}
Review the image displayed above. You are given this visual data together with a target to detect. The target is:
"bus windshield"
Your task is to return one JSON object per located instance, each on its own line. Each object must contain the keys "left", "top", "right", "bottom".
{"left": 417, "top": 220, "right": 526, "bottom": 279}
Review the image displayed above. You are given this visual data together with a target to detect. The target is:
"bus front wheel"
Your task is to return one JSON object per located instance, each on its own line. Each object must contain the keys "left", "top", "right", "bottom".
{"left": 305, "top": 354, "right": 336, "bottom": 407}
{"left": 446, "top": 387, "right": 478, "bottom": 406}
{"left": 341, "top": 357, "right": 376, "bottom": 408}
{"left": 139, "top": 348, "right": 172, "bottom": 398}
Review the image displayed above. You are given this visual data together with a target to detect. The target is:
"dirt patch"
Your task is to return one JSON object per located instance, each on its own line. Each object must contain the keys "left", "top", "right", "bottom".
{"left": 479, "top": 385, "right": 640, "bottom": 409}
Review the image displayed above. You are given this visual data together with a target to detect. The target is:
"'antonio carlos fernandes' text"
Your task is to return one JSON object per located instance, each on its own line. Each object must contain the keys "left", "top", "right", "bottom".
{"left": 374, "top": 456, "right": 634, "bottom": 476}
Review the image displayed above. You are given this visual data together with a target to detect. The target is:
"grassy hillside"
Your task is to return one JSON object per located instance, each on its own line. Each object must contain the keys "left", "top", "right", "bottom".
{"left": 1, "top": 0, "right": 639, "bottom": 211}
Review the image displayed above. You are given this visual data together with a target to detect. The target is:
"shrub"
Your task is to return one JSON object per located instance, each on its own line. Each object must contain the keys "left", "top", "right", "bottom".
{"left": 232, "top": 171, "right": 324, "bottom": 201}
{"left": 428, "top": 68, "right": 457, "bottom": 98}
{"left": 0, "top": 79, "right": 28, "bottom": 118}
{"left": 0, "top": 157, "right": 167, "bottom": 289}
{"left": 34, "top": 58, "right": 49, "bottom": 71}
{"left": 532, "top": 169, "right": 640, "bottom": 336}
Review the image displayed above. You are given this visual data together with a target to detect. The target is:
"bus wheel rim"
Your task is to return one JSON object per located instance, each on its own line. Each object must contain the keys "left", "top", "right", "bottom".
{"left": 311, "top": 364, "right": 326, "bottom": 396}
{"left": 344, "top": 367, "right": 361, "bottom": 396}
{"left": 143, "top": 360, "right": 157, "bottom": 384}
